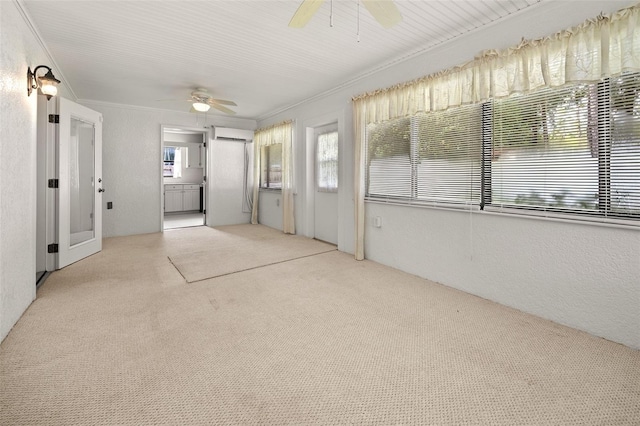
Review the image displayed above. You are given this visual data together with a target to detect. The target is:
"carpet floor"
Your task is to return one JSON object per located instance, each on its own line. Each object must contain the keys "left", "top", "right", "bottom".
{"left": 1, "top": 224, "right": 639, "bottom": 425}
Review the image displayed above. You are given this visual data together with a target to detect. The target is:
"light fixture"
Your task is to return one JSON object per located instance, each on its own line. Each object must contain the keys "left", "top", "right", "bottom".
{"left": 27, "top": 65, "right": 61, "bottom": 100}
{"left": 192, "top": 102, "right": 210, "bottom": 112}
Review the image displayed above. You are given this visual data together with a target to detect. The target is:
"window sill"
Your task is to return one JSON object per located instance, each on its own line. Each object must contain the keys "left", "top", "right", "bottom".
{"left": 364, "top": 198, "right": 640, "bottom": 231}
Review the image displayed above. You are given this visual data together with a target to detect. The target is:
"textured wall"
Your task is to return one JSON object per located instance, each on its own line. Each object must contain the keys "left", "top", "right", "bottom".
{"left": 365, "top": 203, "right": 640, "bottom": 349}
{"left": 81, "top": 101, "right": 256, "bottom": 237}
{"left": 0, "top": 2, "right": 73, "bottom": 340}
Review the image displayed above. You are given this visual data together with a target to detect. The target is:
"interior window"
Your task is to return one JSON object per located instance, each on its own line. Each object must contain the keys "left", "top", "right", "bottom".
{"left": 163, "top": 146, "right": 182, "bottom": 178}
{"left": 260, "top": 143, "right": 282, "bottom": 189}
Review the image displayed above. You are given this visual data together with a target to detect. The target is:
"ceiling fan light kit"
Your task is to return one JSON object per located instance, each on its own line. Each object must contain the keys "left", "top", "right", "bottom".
{"left": 192, "top": 102, "right": 211, "bottom": 112}
{"left": 158, "top": 88, "right": 238, "bottom": 115}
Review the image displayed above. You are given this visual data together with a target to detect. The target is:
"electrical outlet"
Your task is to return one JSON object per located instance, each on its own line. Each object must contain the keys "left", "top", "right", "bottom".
{"left": 107, "top": 202, "right": 113, "bottom": 209}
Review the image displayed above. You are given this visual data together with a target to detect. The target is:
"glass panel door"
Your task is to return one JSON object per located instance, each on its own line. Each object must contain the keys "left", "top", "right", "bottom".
{"left": 57, "top": 97, "right": 103, "bottom": 269}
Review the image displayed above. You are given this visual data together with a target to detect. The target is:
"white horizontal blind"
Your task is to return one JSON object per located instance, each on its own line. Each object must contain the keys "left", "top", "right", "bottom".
{"left": 488, "top": 72, "right": 640, "bottom": 219}
{"left": 490, "top": 84, "right": 599, "bottom": 214}
{"left": 609, "top": 73, "right": 640, "bottom": 217}
{"left": 366, "top": 117, "right": 412, "bottom": 199}
{"left": 415, "top": 105, "right": 481, "bottom": 204}
{"left": 364, "top": 73, "right": 640, "bottom": 221}
{"left": 365, "top": 107, "right": 481, "bottom": 206}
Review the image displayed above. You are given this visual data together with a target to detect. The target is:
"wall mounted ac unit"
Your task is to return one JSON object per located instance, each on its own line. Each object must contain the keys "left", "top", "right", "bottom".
{"left": 213, "top": 127, "right": 254, "bottom": 143}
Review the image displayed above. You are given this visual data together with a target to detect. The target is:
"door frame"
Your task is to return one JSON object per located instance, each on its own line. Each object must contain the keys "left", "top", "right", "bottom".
{"left": 302, "top": 109, "right": 346, "bottom": 249}
{"left": 36, "top": 94, "right": 58, "bottom": 274}
{"left": 160, "top": 125, "right": 209, "bottom": 231}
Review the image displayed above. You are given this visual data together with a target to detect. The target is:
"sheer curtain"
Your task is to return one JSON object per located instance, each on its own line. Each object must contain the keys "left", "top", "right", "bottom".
{"left": 251, "top": 121, "right": 295, "bottom": 234}
{"left": 352, "top": 3, "right": 640, "bottom": 260}
{"left": 172, "top": 148, "right": 182, "bottom": 179}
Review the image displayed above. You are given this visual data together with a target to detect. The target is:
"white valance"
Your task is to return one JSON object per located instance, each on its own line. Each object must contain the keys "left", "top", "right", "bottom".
{"left": 353, "top": 4, "right": 640, "bottom": 124}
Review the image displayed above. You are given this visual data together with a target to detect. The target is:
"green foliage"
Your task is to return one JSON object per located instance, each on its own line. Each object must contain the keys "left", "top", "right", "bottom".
{"left": 366, "top": 117, "right": 411, "bottom": 159}
{"left": 417, "top": 105, "right": 482, "bottom": 160}
{"left": 513, "top": 190, "right": 598, "bottom": 210}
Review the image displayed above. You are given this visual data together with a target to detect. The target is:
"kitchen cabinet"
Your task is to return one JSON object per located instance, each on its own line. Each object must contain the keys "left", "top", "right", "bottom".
{"left": 183, "top": 184, "right": 201, "bottom": 211}
{"left": 164, "top": 184, "right": 184, "bottom": 212}
{"left": 186, "top": 143, "right": 203, "bottom": 168}
{"left": 164, "top": 184, "right": 201, "bottom": 212}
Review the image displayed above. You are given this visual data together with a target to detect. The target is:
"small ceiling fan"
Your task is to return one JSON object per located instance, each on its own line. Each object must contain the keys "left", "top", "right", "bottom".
{"left": 289, "top": 0, "right": 402, "bottom": 29}
{"left": 161, "top": 88, "right": 237, "bottom": 115}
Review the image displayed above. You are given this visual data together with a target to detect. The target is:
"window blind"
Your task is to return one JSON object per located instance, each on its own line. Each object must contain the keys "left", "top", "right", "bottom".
{"left": 487, "top": 72, "right": 640, "bottom": 219}
{"left": 366, "top": 117, "right": 412, "bottom": 199}
{"left": 365, "top": 106, "right": 481, "bottom": 206}
{"left": 415, "top": 104, "right": 481, "bottom": 204}
{"left": 609, "top": 73, "right": 640, "bottom": 217}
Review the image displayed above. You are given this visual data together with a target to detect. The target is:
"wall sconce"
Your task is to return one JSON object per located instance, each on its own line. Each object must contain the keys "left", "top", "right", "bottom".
{"left": 27, "top": 65, "right": 61, "bottom": 100}
{"left": 192, "top": 102, "right": 211, "bottom": 112}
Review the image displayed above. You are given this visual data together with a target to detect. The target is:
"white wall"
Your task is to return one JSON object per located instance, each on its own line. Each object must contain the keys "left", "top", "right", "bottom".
{"left": 0, "top": 1, "right": 73, "bottom": 341}
{"left": 80, "top": 101, "right": 256, "bottom": 237}
{"left": 256, "top": 0, "right": 640, "bottom": 349}
{"left": 258, "top": 191, "right": 284, "bottom": 230}
{"left": 208, "top": 139, "right": 253, "bottom": 226}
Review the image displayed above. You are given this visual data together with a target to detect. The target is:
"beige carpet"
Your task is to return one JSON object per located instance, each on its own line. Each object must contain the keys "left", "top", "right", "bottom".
{"left": 1, "top": 225, "right": 639, "bottom": 425}
{"left": 167, "top": 225, "right": 336, "bottom": 282}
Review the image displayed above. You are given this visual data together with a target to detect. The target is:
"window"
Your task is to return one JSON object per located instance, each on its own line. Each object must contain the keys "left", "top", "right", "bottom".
{"left": 163, "top": 147, "right": 175, "bottom": 177}
{"left": 163, "top": 146, "right": 182, "bottom": 178}
{"left": 366, "top": 104, "right": 481, "bottom": 206}
{"left": 316, "top": 129, "right": 339, "bottom": 192}
{"left": 260, "top": 143, "right": 282, "bottom": 189}
{"left": 364, "top": 71, "right": 640, "bottom": 222}
{"left": 488, "top": 73, "right": 640, "bottom": 219}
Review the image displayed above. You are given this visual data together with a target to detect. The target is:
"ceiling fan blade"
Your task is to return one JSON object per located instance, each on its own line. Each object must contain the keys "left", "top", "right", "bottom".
{"left": 289, "top": 0, "right": 324, "bottom": 28}
{"left": 209, "top": 103, "right": 237, "bottom": 115}
{"left": 362, "top": 0, "right": 402, "bottom": 29}
{"left": 210, "top": 99, "right": 237, "bottom": 107}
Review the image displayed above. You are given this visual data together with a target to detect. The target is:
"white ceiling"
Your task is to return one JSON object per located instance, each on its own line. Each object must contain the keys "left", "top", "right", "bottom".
{"left": 22, "top": 0, "right": 544, "bottom": 120}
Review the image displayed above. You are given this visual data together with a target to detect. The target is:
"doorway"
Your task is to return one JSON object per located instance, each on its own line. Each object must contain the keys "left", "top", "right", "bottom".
{"left": 161, "top": 126, "right": 207, "bottom": 230}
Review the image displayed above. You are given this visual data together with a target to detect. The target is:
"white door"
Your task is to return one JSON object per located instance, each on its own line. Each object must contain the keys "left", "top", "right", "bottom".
{"left": 314, "top": 125, "right": 339, "bottom": 245}
{"left": 57, "top": 97, "right": 103, "bottom": 268}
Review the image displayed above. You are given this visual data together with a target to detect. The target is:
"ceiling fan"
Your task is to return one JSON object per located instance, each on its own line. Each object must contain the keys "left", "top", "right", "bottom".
{"left": 162, "top": 88, "right": 237, "bottom": 115}
{"left": 289, "top": 0, "right": 402, "bottom": 29}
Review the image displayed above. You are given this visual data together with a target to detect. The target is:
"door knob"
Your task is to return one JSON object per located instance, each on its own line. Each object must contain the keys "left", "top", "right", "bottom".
{"left": 98, "top": 188, "right": 105, "bottom": 193}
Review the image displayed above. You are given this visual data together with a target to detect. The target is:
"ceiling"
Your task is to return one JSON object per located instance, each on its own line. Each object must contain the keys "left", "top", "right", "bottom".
{"left": 22, "top": 0, "right": 544, "bottom": 120}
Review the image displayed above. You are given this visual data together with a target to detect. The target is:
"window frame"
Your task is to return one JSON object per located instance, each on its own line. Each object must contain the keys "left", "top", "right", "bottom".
{"left": 363, "top": 73, "right": 640, "bottom": 226}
